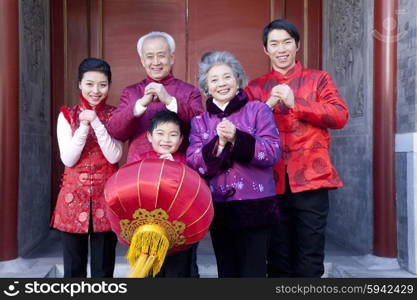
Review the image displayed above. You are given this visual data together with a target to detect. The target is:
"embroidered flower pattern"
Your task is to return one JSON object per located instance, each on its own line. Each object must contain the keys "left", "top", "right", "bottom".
{"left": 247, "top": 126, "right": 255, "bottom": 134}
{"left": 258, "top": 151, "right": 266, "bottom": 160}
{"left": 202, "top": 132, "right": 209, "bottom": 140}
{"left": 198, "top": 167, "right": 205, "bottom": 175}
{"left": 65, "top": 193, "right": 74, "bottom": 203}
{"left": 251, "top": 182, "right": 265, "bottom": 193}
{"left": 95, "top": 208, "right": 104, "bottom": 218}
{"left": 219, "top": 185, "right": 227, "bottom": 194}
{"left": 235, "top": 181, "right": 244, "bottom": 190}
{"left": 78, "top": 212, "right": 88, "bottom": 222}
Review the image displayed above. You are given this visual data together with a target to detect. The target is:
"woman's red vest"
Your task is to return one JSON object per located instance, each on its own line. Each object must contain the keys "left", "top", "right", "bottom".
{"left": 51, "top": 98, "right": 118, "bottom": 233}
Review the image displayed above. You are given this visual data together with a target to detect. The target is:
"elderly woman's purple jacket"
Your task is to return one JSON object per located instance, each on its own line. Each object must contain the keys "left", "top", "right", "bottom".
{"left": 187, "top": 90, "right": 281, "bottom": 204}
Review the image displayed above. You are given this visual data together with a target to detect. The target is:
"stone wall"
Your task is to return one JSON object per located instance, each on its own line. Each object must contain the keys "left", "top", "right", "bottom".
{"left": 323, "top": 0, "right": 373, "bottom": 254}
{"left": 395, "top": 0, "right": 417, "bottom": 274}
{"left": 18, "top": 0, "right": 51, "bottom": 257}
{"left": 397, "top": 0, "right": 417, "bottom": 134}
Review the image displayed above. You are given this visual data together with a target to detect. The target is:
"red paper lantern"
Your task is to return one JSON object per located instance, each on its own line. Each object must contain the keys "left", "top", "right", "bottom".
{"left": 104, "top": 158, "right": 213, "bottom": 277}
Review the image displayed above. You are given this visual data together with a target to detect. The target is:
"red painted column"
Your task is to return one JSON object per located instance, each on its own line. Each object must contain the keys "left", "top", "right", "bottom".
{"left": 0, "top": 0, "right": 19, "bottom": 260}
{"left": 373, "top": 0, "right": 397, "bottom": 257}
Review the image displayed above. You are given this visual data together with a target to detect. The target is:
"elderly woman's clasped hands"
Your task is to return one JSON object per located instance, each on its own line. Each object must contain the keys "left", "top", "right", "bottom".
{"left": 216, "top": 118, "right": 236, "bottom": 146}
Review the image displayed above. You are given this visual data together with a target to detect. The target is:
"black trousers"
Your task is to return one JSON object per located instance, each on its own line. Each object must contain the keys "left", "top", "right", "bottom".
{"left": 210, "top": 226, "right": 271, "bottom": 278}
{"left": 156, "top": 243, "right": 198, "bottom": 278}
{"left": 267, "top": 181, "right": 329, "bottom": 277}
{"left": 61, "top": 227, "right": 117, "bottom": 278}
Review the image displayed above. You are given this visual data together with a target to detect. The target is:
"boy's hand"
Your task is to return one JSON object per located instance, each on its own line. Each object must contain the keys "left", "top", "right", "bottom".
{"left": 159, "top": 153, "right": 174, "bottom": 161}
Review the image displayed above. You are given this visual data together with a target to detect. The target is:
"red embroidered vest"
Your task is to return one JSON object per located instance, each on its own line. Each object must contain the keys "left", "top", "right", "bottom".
{"left": 52, "top": 101, "right": 118, "bottom": 233}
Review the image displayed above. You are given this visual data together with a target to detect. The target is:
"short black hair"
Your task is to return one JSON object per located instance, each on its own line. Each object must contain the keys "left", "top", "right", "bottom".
{"left": 78, "top": 57, "right": 112, "bottom": 83}
{"left": 262, "top": 19, "right": 300, "bottom": 48}
{"left": 148, "top": 110, "right": 184, "bottom": 135}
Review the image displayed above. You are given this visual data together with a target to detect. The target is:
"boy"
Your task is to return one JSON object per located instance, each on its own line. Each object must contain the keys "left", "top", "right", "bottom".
{"left": 134, "top": 109, "right": 198, "bottom": 277}
{"left": 133, "top": 110, "right": 186, "bottom": 164}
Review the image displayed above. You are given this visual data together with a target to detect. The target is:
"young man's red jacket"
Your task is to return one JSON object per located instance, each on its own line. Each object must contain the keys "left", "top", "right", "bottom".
{"left": 244, "top": 62, "right": 349, "bottom": 194}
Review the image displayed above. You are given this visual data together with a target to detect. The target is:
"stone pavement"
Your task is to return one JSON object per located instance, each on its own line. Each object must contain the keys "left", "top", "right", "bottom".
{"left": 0, "top": 230, "right": 416, "bottom": 278}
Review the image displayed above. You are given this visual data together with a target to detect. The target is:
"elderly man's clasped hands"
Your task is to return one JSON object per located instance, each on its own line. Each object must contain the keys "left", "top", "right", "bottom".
{"left": 140, "top": 82, "right": 174, "bottom": 107}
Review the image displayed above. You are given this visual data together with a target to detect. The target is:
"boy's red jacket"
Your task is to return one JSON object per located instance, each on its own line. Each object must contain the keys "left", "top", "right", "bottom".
{"left": 245, "top": 62, "right": 349, "bottom": 194}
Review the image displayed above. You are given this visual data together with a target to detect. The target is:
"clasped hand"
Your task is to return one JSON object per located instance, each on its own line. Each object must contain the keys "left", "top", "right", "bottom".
{"left": 79, "top": 109, "right": 97, "bottom": 126}
{"left": 216, "top": 118, "right": 236, "bottom": 146}
{"left": 159, "top": 153, "right": 174, "bottom": 161}
{"left": 140, "top": 82, "right": 173, "bottom": 106}
{"left": 267, "top": 84, "right": 295, "bottom": 109}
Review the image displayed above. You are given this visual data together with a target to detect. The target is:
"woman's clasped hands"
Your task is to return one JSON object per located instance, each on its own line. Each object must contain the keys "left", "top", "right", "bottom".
{"left": 216, "top": 118, "right": 236, "bottom": 147}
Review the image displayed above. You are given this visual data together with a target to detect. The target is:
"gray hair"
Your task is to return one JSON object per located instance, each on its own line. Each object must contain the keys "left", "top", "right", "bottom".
{"left": 136, "top": 31, "right": 176, "bottom": 57}
{"left": 198, "top": 51, "right": 248, "bottom": 96}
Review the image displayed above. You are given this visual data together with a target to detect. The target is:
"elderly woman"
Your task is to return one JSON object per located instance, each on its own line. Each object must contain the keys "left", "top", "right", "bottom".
{"left": 186, "top": 51, "right": 281, "bottom": 277}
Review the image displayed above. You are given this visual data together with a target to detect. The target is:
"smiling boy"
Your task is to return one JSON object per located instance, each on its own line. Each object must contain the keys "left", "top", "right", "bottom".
{"left": 133, "top": 110, "right": 186, "bottom": 164}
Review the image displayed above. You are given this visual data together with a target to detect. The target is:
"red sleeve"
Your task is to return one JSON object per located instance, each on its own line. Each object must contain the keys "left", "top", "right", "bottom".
{"left": 107, "top": 87, "right": 139, "bottom": 141}
{"left": 244, "top": 85, "right": 256, "bottom": 101}
{"left": 176, "top": 87, "right": 204, "bottom": 125}
{"left": 293, "top": 73, "right": 349, "bottom": 129}
{"left": 174, "top": 153, "right": 187, "bottom": 164}
{"left": 244, "top": 80, "right": 269, "bottom": 103}
{"left": 132, "top": 150, "right": 163, "bottom": 163}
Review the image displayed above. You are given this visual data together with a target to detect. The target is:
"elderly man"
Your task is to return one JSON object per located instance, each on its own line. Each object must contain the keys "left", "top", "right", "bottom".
{"left": 245, "top": 19, "right": 349, "bottom": 278}
{"left": 108, "top": 31, "right": 204, "bottom": 277}
{"left": 108, "top": 31, "right": 204, "bottom": 163}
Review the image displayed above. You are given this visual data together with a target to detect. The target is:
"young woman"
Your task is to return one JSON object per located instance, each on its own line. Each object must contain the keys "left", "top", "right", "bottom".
{"left": 51, "top": 58, "right": 123, "bottom": 277}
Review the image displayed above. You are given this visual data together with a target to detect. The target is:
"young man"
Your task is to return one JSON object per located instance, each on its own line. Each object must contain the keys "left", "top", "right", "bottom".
{"left": 245, "top": 19, "right": 349, "bottom": 277}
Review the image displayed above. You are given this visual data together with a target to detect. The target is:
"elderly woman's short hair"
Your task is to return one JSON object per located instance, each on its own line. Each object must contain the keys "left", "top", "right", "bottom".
{"left": 136, "top": 32, "right": 176, "bottom": 57}
{"left": 198, "top": 51, "right": 248, "bottom": 96}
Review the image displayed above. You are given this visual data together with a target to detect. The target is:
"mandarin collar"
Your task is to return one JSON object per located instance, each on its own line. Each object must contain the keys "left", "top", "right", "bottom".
{"left": 206, "top": 89, "right": 248, "bottom": 118}
{"left": 144, "top": 72, "right": 175, "bottom": 85}
{"left": 79, "top": 94, "right": 107, "bottom": 112}
{"left": 270, "top": 61, "right": 303, "bottom": 80}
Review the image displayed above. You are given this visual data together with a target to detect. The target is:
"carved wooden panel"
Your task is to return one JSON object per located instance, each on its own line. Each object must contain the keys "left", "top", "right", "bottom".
{"left": 328, "top": 0, "right": 364, "bottom": 117}
{"left": 21, "top": 0, "right": 49, "bottom": 122}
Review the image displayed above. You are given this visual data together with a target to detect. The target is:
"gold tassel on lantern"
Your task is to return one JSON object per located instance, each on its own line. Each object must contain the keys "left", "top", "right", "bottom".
{"left": 126, "top": 224, "right": 170, "bottom": 278}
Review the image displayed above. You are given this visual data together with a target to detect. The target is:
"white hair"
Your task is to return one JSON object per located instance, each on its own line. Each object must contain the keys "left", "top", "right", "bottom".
{"left": 198, "top": 51, "right": 248, "bottom": 96}
{"left": 136, "top": 31, "right": 176, "bottom": 57}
